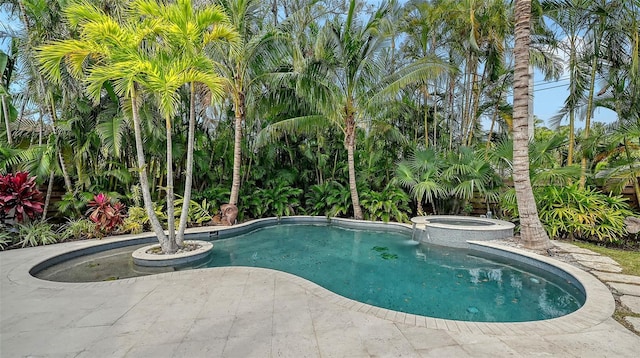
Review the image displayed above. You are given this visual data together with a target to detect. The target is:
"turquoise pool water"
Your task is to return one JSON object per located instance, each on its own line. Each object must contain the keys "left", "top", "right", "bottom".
{"left": 199, "top": 224, "right": 584, "bottom": 322}
{"left": 35, "top": 223, "right": 585, "bottom": 322}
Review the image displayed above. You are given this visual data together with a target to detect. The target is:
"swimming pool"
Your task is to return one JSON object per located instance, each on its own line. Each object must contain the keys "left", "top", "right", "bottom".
{"left": 34, "top": 221, "right": 585, "bottom": 322}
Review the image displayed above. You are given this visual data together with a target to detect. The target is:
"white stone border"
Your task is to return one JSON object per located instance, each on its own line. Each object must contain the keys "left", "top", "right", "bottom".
{"left": 132, "top": 240, "right": 213, "bottom": 267}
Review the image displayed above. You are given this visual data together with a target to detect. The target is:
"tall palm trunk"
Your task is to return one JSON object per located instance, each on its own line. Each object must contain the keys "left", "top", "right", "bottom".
{"left": 229, "top": 78, "right": 244, "bottom": 206}
{"left": 513, "top": 0, "right": 552, "bottom": 252}
{"left": 423, "top": 85, "right": 429, "bottom": 148}
{"left": 131, "top": 89, "right": 173, "bottom": 253}
{"left": 345, "top": 112, "right": 363, "bottom": 220}
{"left": 580, "top": 16, "right": 603, "bottom": 188}
{"left": 164, "top": 113, "right": 176, "bottom": 245}
{"left": 177, "top": 83, "right": 197, "bottom": 245}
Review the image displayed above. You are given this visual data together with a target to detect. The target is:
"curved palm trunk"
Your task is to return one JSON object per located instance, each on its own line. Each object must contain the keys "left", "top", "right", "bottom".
{"left": 2, "top": 96, "right": 12, "bottom": 145}
{"left": 513, "top": 0, "right": 552, "bottom": 252}
{"left": 131, "top": 91, "right": 173, "bottom": 253}
{"left": 345, "top": 114, "right": 363, "bottom": 220}
{"left": 177, "top": 83, "right": 197, "bottom": 245}
{"left": 229, "top": 83, "right": 244, "bottom": 206}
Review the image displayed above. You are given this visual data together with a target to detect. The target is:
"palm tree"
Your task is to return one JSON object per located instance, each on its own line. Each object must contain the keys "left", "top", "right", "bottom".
{"left": 395, "top": 148, "right": 447, "bottom": 214}
{"left": 136, "top": 0, "right": 237, "bottom": 246}
{"left": 513, "top": 0, "right": 552, "bottom": 251}
{"left": 37, "top": 1, "right": 172, "bottom": 252}
{"left": 215, "top": 0, "right": 282, "bottom": 207}
{"left": 258, "top": 0, "right": 395, "bottom": 220}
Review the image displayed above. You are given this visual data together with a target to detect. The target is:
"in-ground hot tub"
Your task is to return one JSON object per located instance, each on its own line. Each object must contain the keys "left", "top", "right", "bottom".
{"left": 411, "top": 215, "right": 515, "bottom": 248}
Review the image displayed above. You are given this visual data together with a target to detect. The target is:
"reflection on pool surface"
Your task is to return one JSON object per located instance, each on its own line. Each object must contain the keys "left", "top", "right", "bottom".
{"left": 35, "top": 223, "right": 585, "bottom": 322}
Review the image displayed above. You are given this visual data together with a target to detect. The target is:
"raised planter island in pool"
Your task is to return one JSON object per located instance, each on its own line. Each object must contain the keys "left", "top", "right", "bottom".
{"left": 411, "top": 215, "right": 515, "bottom": 248}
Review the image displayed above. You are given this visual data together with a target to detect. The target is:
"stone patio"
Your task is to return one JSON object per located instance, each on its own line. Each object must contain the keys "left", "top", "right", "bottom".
{"left": 1, "top": 235, "right": 639, "bottom": 357}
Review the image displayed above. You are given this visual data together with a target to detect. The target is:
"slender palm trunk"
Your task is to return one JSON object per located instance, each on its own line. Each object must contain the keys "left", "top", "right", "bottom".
{"left": 177, "top": 83, "right": 197, "bottom": 245}
{"left": 41, "top": 170, "right": 55, "bottom": 221}
{"left": 433, "top": 83, "right": 438, "bottom": 148}
{"left": 513, "top": 0, "right": 552, "bottom": 252}
{"left": 423, "top": 85, "right": 429, "bottom": 147}
{"left": 567, "top": 42, "right": 577, "bottom": 167}
{"left": 165, "top": 114, "right": 176, "bottom": 245}
{"left": 229, "top": 82, "right": 244, "bottom": 206}
{"left": 580, "top": 29, "right": 601, "bottom": 188}
{"left": 2, "top": 96, "right": 12, "bottom": 145}
{"left": 485, "top": 107, "right": 498, "bottom": 158}
{"left": 345, "top": 112, "right": 363, "bottom": 220}
{"left": 131, "top": 90, "right": 173, "bottom": 253}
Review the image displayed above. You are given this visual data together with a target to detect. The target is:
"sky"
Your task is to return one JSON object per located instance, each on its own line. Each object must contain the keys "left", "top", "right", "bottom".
{"left": 532, "top": 66, "right": 618, "bottom": 130}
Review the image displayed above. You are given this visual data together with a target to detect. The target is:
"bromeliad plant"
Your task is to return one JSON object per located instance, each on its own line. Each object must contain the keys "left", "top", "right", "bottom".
{"left": 86, "top": 193, "right": 126, "bottom": 236}
{"left": 0, "top": 172, "right": 44, "bottom": 223}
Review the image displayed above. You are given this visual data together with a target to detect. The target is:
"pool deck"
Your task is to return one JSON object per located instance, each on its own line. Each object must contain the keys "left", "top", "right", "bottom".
{"left": 2, "top": 235, "right": 640, "bottom": 357}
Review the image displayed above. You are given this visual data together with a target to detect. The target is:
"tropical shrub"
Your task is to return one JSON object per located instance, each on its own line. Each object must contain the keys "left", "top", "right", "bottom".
{"left": 191, "top": 187, "right": 231, "bottom": 209}
{"left": 63, "top": 218, "right": 98, "bottom": 240}
{"left": 305, "top": 181, "right": 352, "bottom": 217}
{"left": 86, "top": 193, "right": 126, "bottom": 236}
{"left": 0, "top": 230, "right": 11, "bottom": 250}
{"left": 0, "top": 172, "right": 44, "bottom": 223}
{"left": 174, "top": 197, "right": 214, "bottom": 225}
{"left": 502, "top": 184, "right": 635, "bottom": 243}
{"left": 246, "top": 182, "right": 303, "bottom": 218}
{"left": 120, "top": 206, "right": 147, "bottom": 234}
{"left": 15, "top": 221, "right": 63, "bottom": 248}
{"left": 57, "top": 191, "right": 96, "bottom": 219}
{"left": 360, "top": 184, "right": 410, "bottom": 222}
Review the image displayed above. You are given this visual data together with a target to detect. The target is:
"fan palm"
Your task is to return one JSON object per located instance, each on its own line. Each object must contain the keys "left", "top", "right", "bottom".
{"left": 395, "top": 148, "right": 447, "bottom": 215}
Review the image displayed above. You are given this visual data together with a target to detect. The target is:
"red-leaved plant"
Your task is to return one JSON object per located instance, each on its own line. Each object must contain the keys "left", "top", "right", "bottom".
{"left": 0, "top": 172, "right": 44, "bottom": 223}
{"left": 87, "top": 193, "right": 126, "bottom": 235}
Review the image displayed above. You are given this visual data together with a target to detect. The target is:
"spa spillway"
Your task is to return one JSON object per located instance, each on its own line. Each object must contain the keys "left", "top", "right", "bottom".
{"left": 411, "top": 215, "right": 515, "bottom": 248}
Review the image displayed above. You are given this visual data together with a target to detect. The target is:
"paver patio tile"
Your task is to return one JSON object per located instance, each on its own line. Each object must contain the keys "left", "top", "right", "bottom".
{"left": 591, "top": 271, "right": 640, "bottom": 285}
{"left": 621, "top": 295, "right": 640, "bottom": 313}
{"left": 608, "top": 282, "right": 640, "bottom": 296}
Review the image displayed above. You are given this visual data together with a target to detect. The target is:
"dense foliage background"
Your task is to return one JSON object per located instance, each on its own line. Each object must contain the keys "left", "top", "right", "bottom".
{"left": 1, "top": 0, "right": 638, "bottom": 248}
